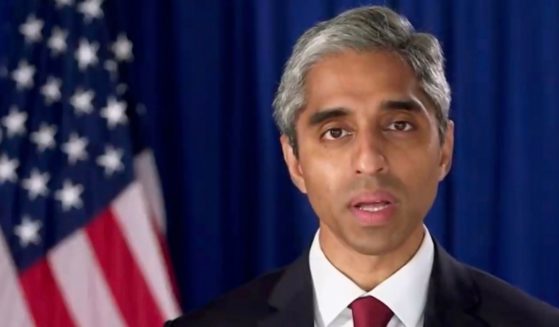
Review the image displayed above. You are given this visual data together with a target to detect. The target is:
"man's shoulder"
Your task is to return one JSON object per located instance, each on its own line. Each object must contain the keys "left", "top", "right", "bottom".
{"left": 430, "top": 243, "right": 559, "bottom": 326}
{"left": 464, "top": 263, "right": 559, "bottom": 325}
{"left": 165, "top": 267, "right": 286, "bottom": 327}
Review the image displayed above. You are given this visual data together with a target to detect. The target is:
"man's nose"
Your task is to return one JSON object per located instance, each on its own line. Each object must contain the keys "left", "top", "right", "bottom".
{"left": 352, "top": 132, "right": 388, "bottom": 176}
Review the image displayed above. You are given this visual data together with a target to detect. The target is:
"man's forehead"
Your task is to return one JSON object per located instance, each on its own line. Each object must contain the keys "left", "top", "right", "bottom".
{"left": 294, "top": 50, "right": 439, "bottom": 124}
{"left": 304, "top": 50, "right": 417, "bottom": 93}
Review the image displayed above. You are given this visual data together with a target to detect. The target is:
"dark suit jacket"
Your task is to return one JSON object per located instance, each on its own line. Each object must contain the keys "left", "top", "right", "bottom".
{"left": 166, "top": 243, "right": 559, "bottom": 326}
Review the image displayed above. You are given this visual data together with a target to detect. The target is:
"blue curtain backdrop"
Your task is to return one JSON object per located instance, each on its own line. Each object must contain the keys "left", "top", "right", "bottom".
{"left": 1, "top": 0, "right": 558, "bottom": 313}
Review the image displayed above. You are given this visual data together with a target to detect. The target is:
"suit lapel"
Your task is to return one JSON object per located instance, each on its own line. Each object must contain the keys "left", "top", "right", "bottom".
{"left": 424, "top": 242, "right": 486, "bottom": 327}
{"left": 258, "top": 250, "right": 314, "bottom": 327}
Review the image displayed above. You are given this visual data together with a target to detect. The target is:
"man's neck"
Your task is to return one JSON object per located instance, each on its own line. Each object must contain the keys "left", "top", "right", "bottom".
{"left": 319, "top": 225, "right": 425, "bottom": 291}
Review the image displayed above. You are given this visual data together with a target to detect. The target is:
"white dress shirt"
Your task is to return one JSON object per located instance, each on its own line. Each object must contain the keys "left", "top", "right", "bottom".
{"left": 309, "top": 226, "right": 434, "bottom": 327}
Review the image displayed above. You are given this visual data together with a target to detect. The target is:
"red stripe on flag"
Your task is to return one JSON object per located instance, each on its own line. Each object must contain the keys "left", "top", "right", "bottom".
{"left": 86, "top": 209, "right": 165, "bottom": 327}
{"left": 19, "top": 259, "right": 76, "bottom": 327}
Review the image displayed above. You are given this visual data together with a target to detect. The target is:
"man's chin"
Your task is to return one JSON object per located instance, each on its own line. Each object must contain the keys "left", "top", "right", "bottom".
{"left": 345, "top": 237, "right": 400, "bottom": 256}
{"left": 344, "top": 223, "right": 425, "bottom": 257}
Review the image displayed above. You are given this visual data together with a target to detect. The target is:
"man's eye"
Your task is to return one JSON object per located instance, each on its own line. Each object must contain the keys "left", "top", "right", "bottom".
{"left": 322, "top": 128, "right": 350, "bottom": 140}
{"left": 387, "top": 121, "right": 414, "bottom": 132}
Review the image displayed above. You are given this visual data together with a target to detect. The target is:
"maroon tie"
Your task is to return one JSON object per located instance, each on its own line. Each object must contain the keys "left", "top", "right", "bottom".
{"left": 349, "top": 296, "right": 393, "bottom": 327}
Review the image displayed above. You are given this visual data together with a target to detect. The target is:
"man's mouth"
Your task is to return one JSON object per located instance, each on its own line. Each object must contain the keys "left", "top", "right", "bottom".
{"left": 355, "top": 201, "right": 391, "bottom": 213}
{"left": 349, "top": 192, "right": 397, "bottom": 225}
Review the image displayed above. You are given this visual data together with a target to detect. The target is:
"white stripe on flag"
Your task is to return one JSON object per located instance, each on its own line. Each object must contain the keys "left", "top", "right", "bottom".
{"left": 48, "top": 231, "right": 126, "bottom": 327}
{"left": 112, "top": 181, "right": 180, "bottom": 320}
{"left": 134, "top": 150, "right": 167, "bottom": 233}
{"left": 0, "top": 231, "right": 35, "bottom": 327}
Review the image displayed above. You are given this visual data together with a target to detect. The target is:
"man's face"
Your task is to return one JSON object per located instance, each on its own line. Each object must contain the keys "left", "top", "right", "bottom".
{"left": 281, "top": 50, "right": 453, "bottom": 256}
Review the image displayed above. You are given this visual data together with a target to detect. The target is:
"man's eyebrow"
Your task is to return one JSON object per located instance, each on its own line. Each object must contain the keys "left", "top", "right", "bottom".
{"left": 380, "top": 99, "right": 423, "bottom": 112}
{"left": 307, "top": 108, "right": 350, "bottom": 126}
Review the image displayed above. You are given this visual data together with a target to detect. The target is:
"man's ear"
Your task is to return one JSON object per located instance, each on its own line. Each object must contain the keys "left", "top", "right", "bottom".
{"left": 439, "top": 120, "right": 454, "bottom": 181}
{"left": 280, "top": 135, "right": 307, "bottom": 193}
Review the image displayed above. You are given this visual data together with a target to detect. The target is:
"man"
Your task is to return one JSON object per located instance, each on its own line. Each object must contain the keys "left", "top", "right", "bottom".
{"left": 166, "top": 5, "right": 559, "bottom": 327}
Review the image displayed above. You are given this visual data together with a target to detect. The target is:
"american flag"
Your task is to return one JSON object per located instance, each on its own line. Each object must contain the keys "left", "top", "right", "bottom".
{"left": 0, "top": 0, "right": 181, "bottom": 326}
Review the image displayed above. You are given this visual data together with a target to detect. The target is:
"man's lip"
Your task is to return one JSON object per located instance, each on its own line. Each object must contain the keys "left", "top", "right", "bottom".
{"left": 349, "top": 191, "right": 397, "bottom": 208}
{"left": 348, "top": 191, "right": 398, "bottom": 226}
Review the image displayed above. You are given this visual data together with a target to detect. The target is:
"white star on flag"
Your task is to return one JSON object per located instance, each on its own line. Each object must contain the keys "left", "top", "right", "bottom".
{"left": 75, "top": 38, "right": 99, "bottom": 70}
{"left": 111, "top": 34, "right": 133, "bottom": 62}
{"left": 97, "top": 145, "right": 124, "bottom": 176}
{"left": 55, "top": 180, "right": 83, "bottom": 211}
{"left": 40, "top": 76, "right": 62, "bottom": 104}
{"left": 55, "top": 0, "right": 74, "bottom": 8}
{"left": 61, "top": 133, "right": 88, "bottom": 164}
{"left": 31, "top": 123, "right": 57, "bottom": 152}
{"left": 14, "top": 216, "right": 42, "bottom": 247}
{"left": 2, "top": 106, "right": 27, "bottom": 137}
{"left": 11, "top": 60, "right": 35, "bottom": 90}
{"left": 22, "top": 169, "right": 50, "bottom": 200}
{"left": 47, "top": 27, "right": 68, "bottom": 56}
{"left": 77, "top": 0, "right": 104, "bottom": 22}
{"left": 0, "top": 154, "right": 19, "bottom": 183}
{"left": 70, "top": 88, "right": 95, "bottom": 114}
{"left": 100, "top": 97, "right": 128, "bottom": 128}
{"left": 19, "top": 15, "right": 44, "bottom": 43}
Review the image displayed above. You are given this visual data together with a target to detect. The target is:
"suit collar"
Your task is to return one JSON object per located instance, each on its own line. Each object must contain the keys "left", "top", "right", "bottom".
{"left": 257, "top": 239, "right": 487, "bottom": 327}
{"left": 258, "top": 249, "right": 314, "bottom": 327}
{"left": 309, "top": 228, "right": 435, "bottom": 327}
{"left": 424, "top": 242, "right": 486, "bottom": 327}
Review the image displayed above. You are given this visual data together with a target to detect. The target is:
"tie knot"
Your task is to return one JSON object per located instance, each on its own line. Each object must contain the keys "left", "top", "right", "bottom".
{"left": 349, "top": 296, "right": 393, "bottom": 327}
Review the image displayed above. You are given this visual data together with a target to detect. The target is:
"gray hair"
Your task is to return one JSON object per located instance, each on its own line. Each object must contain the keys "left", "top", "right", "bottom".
{"left": 272, "top": 6, "right": 451, "bottom": 151}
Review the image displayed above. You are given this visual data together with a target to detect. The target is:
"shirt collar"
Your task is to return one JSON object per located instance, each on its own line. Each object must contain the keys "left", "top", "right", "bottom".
{"left": 309, "top": 226, "right": 434, "bottom": 327}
